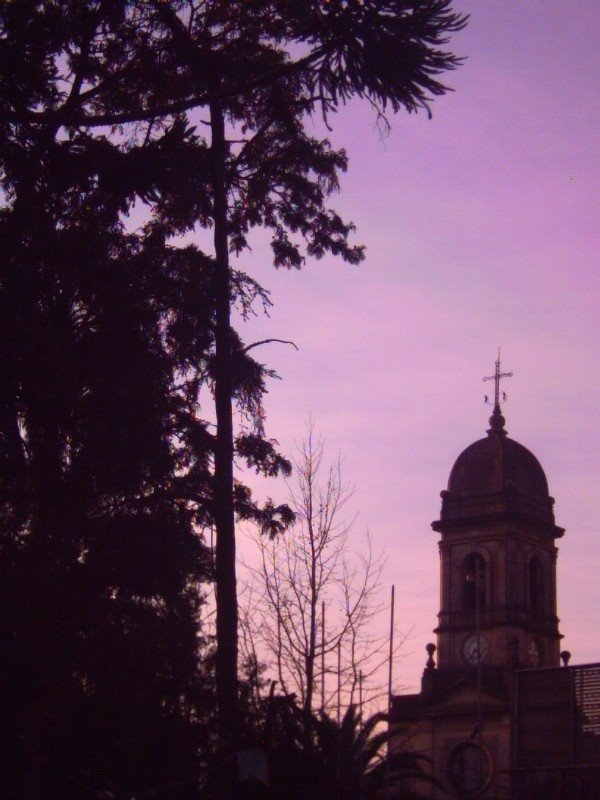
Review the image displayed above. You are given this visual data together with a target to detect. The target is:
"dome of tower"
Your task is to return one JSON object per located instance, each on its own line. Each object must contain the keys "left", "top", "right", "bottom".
{"left": 448, "top": 416, "right": 549, "bottom": 500}
{"left": 435, "top": 406, "right": 562, "bottom": 532}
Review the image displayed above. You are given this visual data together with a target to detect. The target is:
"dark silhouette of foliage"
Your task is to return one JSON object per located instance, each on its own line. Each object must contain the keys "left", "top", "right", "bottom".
{"left": 1, "top": 2, "right": 467, "bottom": 794}
{"left": 1, "top": 6, "right": 287, "bottom": 798}
{"left": 0, "top": 226, "right": 212, "bottom": 797}
{"left": 241, "top": 694, "right": 439, "bottom": 800}
{"left": 135, "top": 1, "right": 465, "bottom": 750}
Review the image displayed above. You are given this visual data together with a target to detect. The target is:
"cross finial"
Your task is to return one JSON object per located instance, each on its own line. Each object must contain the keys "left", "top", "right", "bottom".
{"left": 482, "top": 349, "right": 513, "bottom": 410}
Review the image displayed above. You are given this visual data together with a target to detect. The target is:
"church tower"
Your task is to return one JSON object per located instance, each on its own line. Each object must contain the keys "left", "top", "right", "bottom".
{"left": 432, "top": 357, "right": 564, "bottom": 675}
{"left": 390, "top": 356, "right": 571, "bottom": 800}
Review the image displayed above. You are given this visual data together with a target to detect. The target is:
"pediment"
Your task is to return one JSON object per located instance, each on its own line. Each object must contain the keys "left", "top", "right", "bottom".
{"left": 426, "top": 683, "right": 507, "bottom": 716}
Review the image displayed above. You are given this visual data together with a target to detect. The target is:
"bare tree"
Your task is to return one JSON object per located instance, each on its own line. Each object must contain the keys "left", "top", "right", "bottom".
{"left": 241, "top": 425, "right": 406, "bottom": 717}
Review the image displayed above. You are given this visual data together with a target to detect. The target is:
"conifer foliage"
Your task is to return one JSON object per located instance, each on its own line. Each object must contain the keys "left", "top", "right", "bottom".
{"left": 0, "top": 2, "right": 466, "bottom": 796}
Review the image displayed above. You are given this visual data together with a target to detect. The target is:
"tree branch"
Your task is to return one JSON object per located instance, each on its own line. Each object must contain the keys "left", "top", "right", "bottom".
{"left": 243, "top": 338, "right": 298, "bottom": 354}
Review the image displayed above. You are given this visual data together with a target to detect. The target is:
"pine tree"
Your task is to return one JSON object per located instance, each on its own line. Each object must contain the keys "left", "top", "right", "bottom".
{"left": 1, "top": 3, "right": 467, "bottom": 785}
{"left": 0, "top": 4, "right": 288, "bottom": 796}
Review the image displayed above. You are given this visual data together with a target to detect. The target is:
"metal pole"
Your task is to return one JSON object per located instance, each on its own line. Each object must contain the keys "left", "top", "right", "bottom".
{"left": 359, "top": 670, "right": 364, "bottom": 800}
{"left": 336, "top": 637, "right": 342, "bottom": 800}
{"left": 386, "top": 585, "right": 395, "bottom": 800}
{"left": 388, "top": 585, "right": 395, "bottom": 700}
{"left": 322, "top": 600, "right": 325, "bottom": 714}
{"left": 337, "top": 637, "right": 341, "bottom": 725}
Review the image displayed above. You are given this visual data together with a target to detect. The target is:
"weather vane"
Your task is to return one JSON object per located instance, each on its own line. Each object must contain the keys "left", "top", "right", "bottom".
{"left": 482, "top": 349, "right": 512, "bottom": 407}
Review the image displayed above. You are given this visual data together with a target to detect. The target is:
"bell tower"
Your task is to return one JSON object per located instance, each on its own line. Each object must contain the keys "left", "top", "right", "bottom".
{"left": 432, "top": 356, "right": 564, "bottom": 674}
{"left": 390, "top": 358, "right": 572, "bottom": 800}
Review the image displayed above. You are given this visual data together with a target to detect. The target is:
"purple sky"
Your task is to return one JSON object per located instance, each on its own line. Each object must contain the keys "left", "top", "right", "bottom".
{"left": 231, "top": 1, "right": 599, "bottom": 692}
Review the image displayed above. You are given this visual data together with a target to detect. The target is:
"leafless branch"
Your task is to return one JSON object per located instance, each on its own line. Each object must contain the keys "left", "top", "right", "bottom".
{"left": 242, "top": 338, "right": 298, "bottom": 354}
{"left": 240, "top": 423, "right": 408, "bottom": 717}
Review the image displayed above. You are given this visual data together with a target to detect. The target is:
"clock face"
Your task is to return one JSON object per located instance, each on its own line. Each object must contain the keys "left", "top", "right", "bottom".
{"left": 462, "top": 634, "right": 489, "bottom": 665}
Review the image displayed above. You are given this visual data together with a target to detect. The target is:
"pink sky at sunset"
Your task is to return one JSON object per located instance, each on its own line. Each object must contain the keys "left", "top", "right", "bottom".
{"left": 229, "top": 1, "right": 599, "bottom": 692}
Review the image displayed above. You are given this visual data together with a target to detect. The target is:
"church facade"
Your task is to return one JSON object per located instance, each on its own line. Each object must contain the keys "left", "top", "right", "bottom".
{"left": 390, "top": 362, "right": 600, "bottom": 799}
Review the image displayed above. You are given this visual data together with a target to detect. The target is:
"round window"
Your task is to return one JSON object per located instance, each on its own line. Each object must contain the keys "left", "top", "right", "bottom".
{"left": 447, "top": 741, "right": 491, "bottom": 797}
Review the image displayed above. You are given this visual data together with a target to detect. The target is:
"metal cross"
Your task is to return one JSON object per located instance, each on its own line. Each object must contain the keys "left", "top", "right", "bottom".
{"left": 482, "top": 350, "right": 513, "bottom": 407}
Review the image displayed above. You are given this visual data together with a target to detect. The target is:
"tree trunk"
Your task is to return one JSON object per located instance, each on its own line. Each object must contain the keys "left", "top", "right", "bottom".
{"left": 210, "top": 92, "right": 239, "bottom": 749}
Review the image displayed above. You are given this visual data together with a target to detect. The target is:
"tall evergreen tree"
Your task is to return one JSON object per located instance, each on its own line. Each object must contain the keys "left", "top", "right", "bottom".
{"left": 0, "top": 4, "right": 290, "bottom": 796}
{"left": 135, "top": 1, "right": 467, "bottom": 750}
{"left": 1, "top": 1, "right": 467, "bottom": 783}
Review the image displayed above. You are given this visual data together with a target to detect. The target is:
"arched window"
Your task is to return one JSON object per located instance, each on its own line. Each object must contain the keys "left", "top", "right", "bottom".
{"left": 448, "top": 741, "right": 492, "bottom": 797}
{"left": 463, "top": 553, "right": 486, "bottom": 612}
{"left": 529, "top": 557, "right": 544, "bottom": 613}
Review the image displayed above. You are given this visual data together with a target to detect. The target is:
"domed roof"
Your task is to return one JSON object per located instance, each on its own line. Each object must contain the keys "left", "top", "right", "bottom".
{"left": 448, "top": 409, "right": 549, "bottom": 500}
{"left": 435, "top": 405, "right": 561, "bottom": 532}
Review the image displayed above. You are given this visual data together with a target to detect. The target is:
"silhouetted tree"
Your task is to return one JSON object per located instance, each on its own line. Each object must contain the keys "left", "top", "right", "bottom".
{"left": 0, "top": 203, "right": 215, "bottom": 797}
{"left": 0, "top": 5, "right": 287, "bottom": 797}
{"left": 140, "top": 1, "right": 467, "bottom": 750}
{"left": 0, "top": 0, "right": 467, "bottom": 778}
{"left": 252, "top": 695, "right": 439, "bottom": 800}
{"left": 241, "top": 427, "right": 406, "bottom": 717}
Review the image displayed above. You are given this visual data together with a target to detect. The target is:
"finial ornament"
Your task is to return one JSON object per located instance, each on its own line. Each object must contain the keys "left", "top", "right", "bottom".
{"left": 425, "top": 643, "right": 437, "bottom": 670}
{"left": 483, "top": 349, "right": 513, "bottom": 410}
{"left": 483, "top": 350, "right": 512, "bottom": 434}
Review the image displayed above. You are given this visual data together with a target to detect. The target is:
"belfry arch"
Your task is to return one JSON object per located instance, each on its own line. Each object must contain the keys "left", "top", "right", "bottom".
{"left": 462, "top": 552, "right": 486, "bottom": 612}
